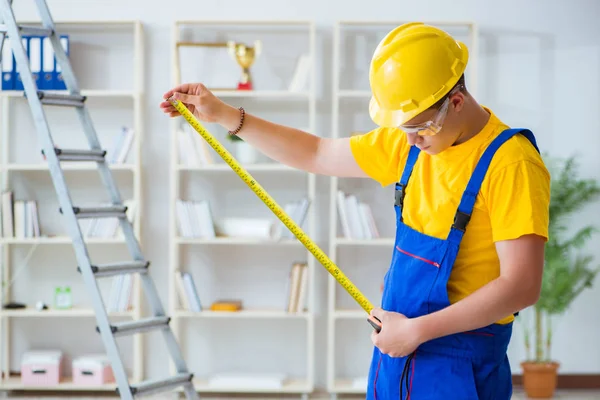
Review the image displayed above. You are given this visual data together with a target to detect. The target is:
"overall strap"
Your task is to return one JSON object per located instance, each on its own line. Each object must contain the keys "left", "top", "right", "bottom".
{"left": 394, "top": 145, "right": 421, "bottom": 220}
{"left": 447, "top": 128, "right": 539, "bottom": 245}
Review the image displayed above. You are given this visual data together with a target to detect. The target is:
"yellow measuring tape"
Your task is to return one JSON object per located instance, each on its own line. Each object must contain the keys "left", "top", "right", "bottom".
{"left": 168, "top": 97, "right": 380, "bottom": 329}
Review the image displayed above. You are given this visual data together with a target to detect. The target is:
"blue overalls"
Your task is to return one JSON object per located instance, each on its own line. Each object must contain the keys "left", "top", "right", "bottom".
{"left": 366, "top": 128, "right": 539, "bottom": 400}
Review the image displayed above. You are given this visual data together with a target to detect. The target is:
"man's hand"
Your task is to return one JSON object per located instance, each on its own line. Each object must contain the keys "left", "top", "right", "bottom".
{"left": 160, "top": 83, "right": 239, "bottom": 130}
{"left": 370, "top": 307, "right": 425, "bottom": 357}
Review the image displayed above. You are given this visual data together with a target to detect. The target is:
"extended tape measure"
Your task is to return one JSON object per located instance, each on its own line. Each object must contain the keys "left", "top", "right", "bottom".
{"left": 167, "top": 97, "right": 382, "bottom": 332}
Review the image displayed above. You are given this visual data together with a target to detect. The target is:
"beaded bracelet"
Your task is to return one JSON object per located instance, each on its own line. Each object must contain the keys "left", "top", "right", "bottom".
{"left": 228, "top": 107, "right": 245, "bottom": 136}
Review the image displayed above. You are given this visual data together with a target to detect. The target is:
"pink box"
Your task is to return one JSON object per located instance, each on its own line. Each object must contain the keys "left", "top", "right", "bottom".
{"left": 21, "top": 350, "right": 63, "bottom": 386}
{"left": 72, "top": 355, "right": 114, "bottom": 385}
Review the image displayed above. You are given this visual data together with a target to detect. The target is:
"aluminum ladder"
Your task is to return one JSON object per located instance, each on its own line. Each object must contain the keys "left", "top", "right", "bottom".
{"left": 0, "top": 1, "right": 199, "bottom": 398}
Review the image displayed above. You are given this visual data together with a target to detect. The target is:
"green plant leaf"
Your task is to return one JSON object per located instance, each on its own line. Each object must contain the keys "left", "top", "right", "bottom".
{"left": 532, "top": 154, "right": 600, "bottom": 362}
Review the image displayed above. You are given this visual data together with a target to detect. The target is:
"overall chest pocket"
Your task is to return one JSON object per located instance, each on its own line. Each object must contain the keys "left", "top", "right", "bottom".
{"left": 395, "top": 246, "right": 440, "bottom": 268}
{"left": 382, "top": 242, "right": 446, "bottom": 318}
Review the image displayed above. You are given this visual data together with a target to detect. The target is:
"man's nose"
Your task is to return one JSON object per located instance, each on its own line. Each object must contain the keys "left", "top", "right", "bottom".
{"left": 406, "top": 132, "right": 419, "bottom": 146}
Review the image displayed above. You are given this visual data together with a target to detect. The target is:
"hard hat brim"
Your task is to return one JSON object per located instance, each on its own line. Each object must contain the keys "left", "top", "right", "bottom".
{"left": 368, "top": 41, "right": 469, "bottom": 128}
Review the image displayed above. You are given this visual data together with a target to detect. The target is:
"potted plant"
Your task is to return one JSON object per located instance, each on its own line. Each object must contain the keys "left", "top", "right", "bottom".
{"left": 227, "top": 132, "right": 258, "bottom": 164}
{"left": 520, "top": 155, "right": 600, "bottom": 398}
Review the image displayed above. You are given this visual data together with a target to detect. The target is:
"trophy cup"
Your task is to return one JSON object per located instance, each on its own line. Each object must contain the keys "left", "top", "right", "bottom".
{"left": 228, "top": 40, "right": 261, "bottom": 90}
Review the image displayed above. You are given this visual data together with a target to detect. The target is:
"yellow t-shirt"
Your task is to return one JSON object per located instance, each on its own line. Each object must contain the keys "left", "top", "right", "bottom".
{"left": 349, "top": 107, "right": 550, "bottom": 324}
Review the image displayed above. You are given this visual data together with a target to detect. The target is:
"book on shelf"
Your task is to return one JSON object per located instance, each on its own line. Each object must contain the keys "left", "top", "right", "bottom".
{"left": 105, "top": 126, "right": 135, "bottom": 164}
{"left": 336, "top": 190, "right": 379, "bottom": 239}
{"left": 285, "top": 262, "right": 308, "bottom": 313}
{"left": 0, "top": 191, "right": 42, "bottom": 238}
{"left": 176, "top": 197, "right": 309, "bottom": 241}
{"left": 173, "top": 269, "right": 202, "bottom": 312}
{"left": 177, "top": 126, "right": 214, "bottom": 167}
{"left": 176, "top": 199, "right": 215, "bottom": 239}
{"left": 288, "top": 53, "right": 311, "bottom": 92}
{"left": 79, "top": 199, "right": 136, "bottom": 238}
{"left": 106, "top": 273, "right": 134, "bottom": 312}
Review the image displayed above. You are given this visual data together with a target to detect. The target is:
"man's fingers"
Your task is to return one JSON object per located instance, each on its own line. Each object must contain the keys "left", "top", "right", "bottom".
{"left": 370, "top": 307, "right": 385, "bottom": 321}
{"left": 371, "top": 330, "right": 379, "bottom": 346}
{"left": 163, "top": 83, "right": 191, "bottom": 100}
{"left": 171, "top": 92, "right": 195, "bottom": 104}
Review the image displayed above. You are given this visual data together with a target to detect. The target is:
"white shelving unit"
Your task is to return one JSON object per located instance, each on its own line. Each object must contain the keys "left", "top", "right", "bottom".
{"left": 0, "top": 20, "right": 145, "bottom": 391}
{"left": 328, "top": 20, "right": 478, "bottom": 397}
{"left": 169, "top": 20, "right": 316, "bottom": 398}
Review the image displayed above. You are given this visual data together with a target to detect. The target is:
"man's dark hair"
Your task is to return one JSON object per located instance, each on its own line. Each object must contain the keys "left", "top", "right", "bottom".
{"left": 427, "top": 74, "right": 466, "bottom": 110}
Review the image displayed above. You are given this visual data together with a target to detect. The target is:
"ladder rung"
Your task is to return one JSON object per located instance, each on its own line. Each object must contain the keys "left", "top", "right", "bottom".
{"left": 44, "top": 148, "right": 106, "bottom": 162}
{"left": 102, "top": 316, "right": 171, "bottom": 337}
{"left": 78, "top": 261, "right": 149, "bottom": 277}
{"left": 60, "top": 205, "right": 127, "bottom": 219}
{"left": 0, "top": 24, "right": 53, "bottom": 37}
{"left": 37, "top": 91, "right": 86, "bottom": 107}
{"left": 120, "top": 373, "right": 193, "bottom": 397}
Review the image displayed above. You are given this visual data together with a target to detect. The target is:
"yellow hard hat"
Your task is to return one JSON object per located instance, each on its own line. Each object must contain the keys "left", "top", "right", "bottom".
{"left": 368, "top": 22, "right": 469, "bottom": 128}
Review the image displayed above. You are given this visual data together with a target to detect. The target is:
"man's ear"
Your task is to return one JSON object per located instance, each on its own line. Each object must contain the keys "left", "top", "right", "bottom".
{"left": 451, "top": 92, "right": 465, "bottom": 113}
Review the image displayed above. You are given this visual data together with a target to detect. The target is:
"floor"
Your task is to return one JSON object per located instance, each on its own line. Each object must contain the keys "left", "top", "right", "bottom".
{"left": 1, "top": 390, "right": 600, "bottom": 399}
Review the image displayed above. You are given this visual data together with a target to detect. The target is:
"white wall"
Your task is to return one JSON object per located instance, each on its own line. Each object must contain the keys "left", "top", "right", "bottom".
{"left": 8, "top": 0, "right": 600, "bottom": 389}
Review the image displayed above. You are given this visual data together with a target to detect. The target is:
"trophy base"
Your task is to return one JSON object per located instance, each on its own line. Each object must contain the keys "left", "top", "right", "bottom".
{"left": 237, "top": 81, "right": 253, "bottom": 90}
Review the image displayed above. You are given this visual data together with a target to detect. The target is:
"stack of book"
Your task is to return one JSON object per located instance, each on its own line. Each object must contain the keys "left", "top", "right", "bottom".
{"left": 106, "top": 274, "right": 134, "bottom": 312}
{"left": 0, "top": 191, "right": 41, "bottom": 238}
{"left": 173, "top": 269, "right": 202, "bottom": 312}
{"left": 285, "top": 262, "right": 308, "bottom": 313}
{"left": 336, "top": 190, "right": 379, "bottom": 239}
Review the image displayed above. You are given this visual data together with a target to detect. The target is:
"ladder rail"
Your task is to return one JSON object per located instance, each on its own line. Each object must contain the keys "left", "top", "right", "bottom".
{"left": 0, "top": 2, "right": 134, "bottom": 398}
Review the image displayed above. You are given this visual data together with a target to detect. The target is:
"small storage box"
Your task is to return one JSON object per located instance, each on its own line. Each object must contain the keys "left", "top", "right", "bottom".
{"left": 72, "top": 354, "right": 114, "bottom": 385}
{"left": 21, "top": 350, "right": 63, "bottom": 386}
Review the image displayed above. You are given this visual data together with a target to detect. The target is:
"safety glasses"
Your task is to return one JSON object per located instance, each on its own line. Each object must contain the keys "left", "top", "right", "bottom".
{"left": 399, "top": 84, "right": 463, "bottom": 136}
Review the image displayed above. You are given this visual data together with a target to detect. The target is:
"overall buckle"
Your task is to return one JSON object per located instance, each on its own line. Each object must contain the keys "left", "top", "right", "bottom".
{"left": 452, "top": 210, "right": 471, "bottom": 232}
{"left": 395, "top": 184, "right": 406, "bottom": 207}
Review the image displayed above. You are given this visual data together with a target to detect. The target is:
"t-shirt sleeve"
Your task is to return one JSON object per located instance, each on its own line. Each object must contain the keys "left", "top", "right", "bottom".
{"left": 483, "top": 159, "right": 551, "bottom": 242}
{"left": 349, "top": 127, "right": 408, "bottom": 187}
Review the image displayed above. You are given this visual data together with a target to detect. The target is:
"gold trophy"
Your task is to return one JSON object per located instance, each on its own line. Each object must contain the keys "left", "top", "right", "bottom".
{"left": 228, "top": 40, "right": 261, "bottom": 90}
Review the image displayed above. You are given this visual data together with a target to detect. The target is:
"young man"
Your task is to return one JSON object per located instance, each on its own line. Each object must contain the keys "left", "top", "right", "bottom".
{"left": 161, "top": 22, "right": 550, "bottom": 400}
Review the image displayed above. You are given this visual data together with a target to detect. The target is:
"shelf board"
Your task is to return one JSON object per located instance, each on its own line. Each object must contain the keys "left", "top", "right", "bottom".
{"left": 178, "top": 163, "right": 300, "bottom": 172}
{"left": 4, "top": 163, "right": 135, "bottom": 172}
{"left": 331, "top": 378, "right": 367, "bottom": 394}
{"left": 335, "top": 238, "right": 395, "bottom": 246}
{"left": 0, "top": 89, "right": 137, "bottom": 98}
{"left": 176, "top": 19, "right": 313, "bottom": 26}
{"left": 2, "top": 236, "right": 127, "bottom": 245}
{"left": 1, "top": 306, "right": 134, "bottom": 318}
{"left": 177, "top": 237, "right": 301, "bottom": 246}
{"left": 333, "top": 309, "right": 366, "bottom": 319}
{"left": 0, "top": 376, "right": 127, "bottom": 391}
{"left": 192, "top": 377, "right": 311, "bottom": 393}
{"left": 338, "top": 19, "right": 475, "bottom": 27}
{"left": 175, "top": 309, "right": 310, "bottom": 319}
{"left": 337, "top": 90, "right": 370, "bottom": 98}
{"left": 209, "top": 89, "right": 309, "bottom": 99}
